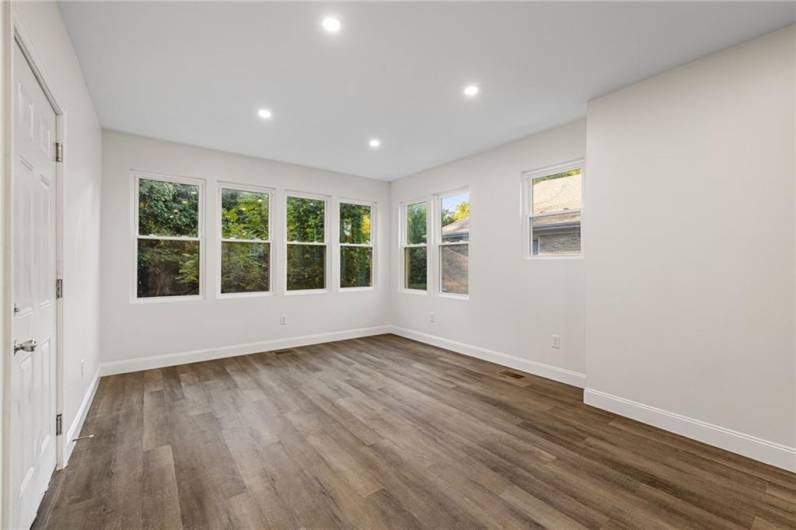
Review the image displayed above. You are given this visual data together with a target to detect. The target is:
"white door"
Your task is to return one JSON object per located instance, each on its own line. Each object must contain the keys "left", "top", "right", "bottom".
{"left": 10, "top": 41, "right": 58, "bottom": 530}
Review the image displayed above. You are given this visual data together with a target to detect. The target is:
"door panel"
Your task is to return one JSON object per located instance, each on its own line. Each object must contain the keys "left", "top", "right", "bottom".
{"left": 11, "top": 41, "right": 58, "bottom": 530}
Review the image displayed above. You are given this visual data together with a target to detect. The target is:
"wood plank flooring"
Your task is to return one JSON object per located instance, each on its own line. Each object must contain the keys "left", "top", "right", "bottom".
{"left": 33, "top": 334, "right": 795, "bottom": 529}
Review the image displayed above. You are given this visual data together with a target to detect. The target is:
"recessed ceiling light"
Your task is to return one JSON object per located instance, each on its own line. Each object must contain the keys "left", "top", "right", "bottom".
{"left": 463, "top": 84, "right": 480, "bottom": 98}
{"left": 322, "top": 16, "right": 342, "bottom": 33}
{"left": 257, "top": 108, "right": 272, "bottom": 119}
{"left": 369, "top": 138, "right": 381, "bottom": 149}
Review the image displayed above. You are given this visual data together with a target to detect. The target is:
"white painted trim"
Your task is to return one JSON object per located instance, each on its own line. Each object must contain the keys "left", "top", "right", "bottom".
{"left": 62, "top": 366, "right": 100, "bottom": 468}
{"left": 584, "top": 388, "right": 796, "bottom": 473}
{"left": 100, "top": 325, "right": 392, "bottom": 376}
{"left": 389, "top": 326, "right": 586, "bottom": 388}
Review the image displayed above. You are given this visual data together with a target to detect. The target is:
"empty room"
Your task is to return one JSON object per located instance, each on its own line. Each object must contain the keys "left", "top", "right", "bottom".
{"left": 1, "top": 1, "right": 795, "bottom": 529}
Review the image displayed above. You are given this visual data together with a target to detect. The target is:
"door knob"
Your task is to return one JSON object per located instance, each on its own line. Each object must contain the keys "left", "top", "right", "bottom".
{"left": 13, "top": 339, "right": 37, "bottom": 354}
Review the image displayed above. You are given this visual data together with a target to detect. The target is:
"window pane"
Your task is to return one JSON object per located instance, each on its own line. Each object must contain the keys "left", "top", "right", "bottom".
{"left": 532, "top": 168, "right": 582, "bottom": 215}
{"left": 137, "top": 239, "right": 199, "bottom": 297}
{"left": 441, "top": 191, "right": 470, "bottom": 243}
{"left": 531, "top": 212, "right": 581, "bottom": 256}
{"left": 221, "top": 241, "right": 269, "bottom": 293}
{"left": 441, "top": 244, "right": 468, "bottom": 295}
{"left": 406, "top": 202, "right": 427, "bottom": 245}
{"left": 138, "top": 178, "right": 199, "bottom": 237}
{"left": 221, "top": 189, "right": 269, "bottom": 240}
{"left": 287, "top": 244, "right": 325, "bottom": 290}
{"left": 340, "top": 203, "right": 372, "bottom": 244}
{"left": 287, "top": 196, "right": 325, "bottom": 242}
{"left": 341, "top": 246, "right": 372, "bottom": 288}
{"left": 403, "top": 246, "right": 427, "bottom": 290}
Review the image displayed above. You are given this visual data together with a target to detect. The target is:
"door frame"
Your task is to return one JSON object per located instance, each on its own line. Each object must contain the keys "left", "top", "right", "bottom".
{"left": 1, "top": 11, "right": 66, "bottom": 529}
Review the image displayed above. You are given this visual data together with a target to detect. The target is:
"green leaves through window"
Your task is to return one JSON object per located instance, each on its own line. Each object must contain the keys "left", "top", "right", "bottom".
{"left": 340, "top": 202, "right": 373, "bottom": 288}
{"left": 136, "top": 176, "right": 201, "bottom": 298}
{"left": 220, "top": 187, "right": 270, "bottom": 294}
{"left": 287, "top": 196, "right": 326, "bottom": 291}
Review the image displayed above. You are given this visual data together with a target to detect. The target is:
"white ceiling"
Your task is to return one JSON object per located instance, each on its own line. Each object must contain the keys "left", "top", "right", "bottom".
{"left": 60, "top": 2, "right": 794, "bottom": 181}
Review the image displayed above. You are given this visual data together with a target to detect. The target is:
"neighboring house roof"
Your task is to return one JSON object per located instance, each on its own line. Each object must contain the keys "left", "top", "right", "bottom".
{"left": 442, "top": 218, "right": 469, "bottom": 241}
{"left": 533, "top": 173, "right": 581, "bottom": 214}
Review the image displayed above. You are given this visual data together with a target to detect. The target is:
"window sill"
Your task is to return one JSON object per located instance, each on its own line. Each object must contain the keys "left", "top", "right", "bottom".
{"left": 399, "top": 288, "right": 428, "bottom": 296}
{"left": 217, "top": 291, "right": 273, "bottom": 300}
{"left": 130, "top": 295, "right": 204, "bottom": 304}
{"left": 439, "top": 292, "right": 469, "bottom": 301}
{"left": 524, "top": 255, "right": 584, "bottom": 261}
{"left": 339, "top": 286, "right": 375, "bottom": 293}
{"left": 284, "top": 288, "right": 328, "bottom": 296}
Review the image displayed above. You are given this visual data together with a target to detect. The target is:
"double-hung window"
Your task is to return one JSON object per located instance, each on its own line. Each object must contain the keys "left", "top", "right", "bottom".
{"left": 339, "top": 201, "right": 374, "bottom": 288}
{"left": 286, "top": 194, "right": 327, "bottom": 291}
{"left": 219, "top": 185, "right": 270, "bottom": 295}
{"left": 438, "top": 190, "right": 469, "bottom": 295}
{"left": 402, "top": 201, "right": 428, "bottom": 291}
{"left": 526, "top": 161, "right": 583, "bottom": 257}
{"left": 135, "top": 173, "right": 202, "bottom": 299}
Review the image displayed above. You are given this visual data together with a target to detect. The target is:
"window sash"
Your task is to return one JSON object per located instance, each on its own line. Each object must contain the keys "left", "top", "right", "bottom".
{"left": 221, "top": 237, "right": 269, "bottom": 244}
{"left": 137, "top": 234, "right": 200, "bottom": 242}
{"left": 401, "top": 200, "right": 429, "bottom": 292}
{"left": 524, "top": 160, "right": 583, "bottom": 259}
{"left": 528, "top": 208, "right": 582, "bottom": 220}
{"left": 403, "top": 201, "right": 428, "bottom": 246}
{"left": 133, "top": 172, "right": 204, "bottom": 300}
{"left": 340, "top": 243, "right": 373, "bottom": 248}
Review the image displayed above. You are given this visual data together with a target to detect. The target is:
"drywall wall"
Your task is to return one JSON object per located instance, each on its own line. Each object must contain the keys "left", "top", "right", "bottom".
{"left": 100, "top": 130, "right": 391, "bottom": 369}
{"left": 12, "top": 2, "right": 102, "bottom": 466}
{"left": 389, "top": 120, "right": 587, "bottom": 386}
{"left": 585, "top": 26, "right": 795, "bottom": 468}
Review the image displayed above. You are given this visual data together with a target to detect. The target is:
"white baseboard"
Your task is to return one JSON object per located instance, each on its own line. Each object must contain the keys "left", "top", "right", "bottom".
{"left": 100, "top": 325, "right": 393, "bottom": 376}
{"left": 388, "top": 326, "right": 586, "bottom": 388}
{"left": 584, "top": 388, "right": 796, "bottom": 472}
{"left": 62, "top": 366, "right": 101, "bottom": 468}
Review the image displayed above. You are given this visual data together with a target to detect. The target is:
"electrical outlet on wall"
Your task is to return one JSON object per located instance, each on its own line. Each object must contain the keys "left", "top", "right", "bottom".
{"left": 429, "top": 312, "right": 435, "bottom": 323}
{"left": 552, "top": 335, "right": 561, "bottom": 349}
{"left": 280, "top": 315, "right": 287, "bottom": 325}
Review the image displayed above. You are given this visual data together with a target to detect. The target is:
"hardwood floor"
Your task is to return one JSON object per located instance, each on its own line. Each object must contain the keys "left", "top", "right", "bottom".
{"left": 33, "top": 334, "right": 795, "bottom": 530}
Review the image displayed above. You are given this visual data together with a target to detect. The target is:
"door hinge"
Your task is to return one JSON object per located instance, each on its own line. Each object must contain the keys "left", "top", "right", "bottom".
{"left": 55, "top": 142, "right": 63, "bottom": 163}
{"left": 56, "top": 278, "right": 63, "bottom": 299}
{"left": 56, "top": 414, "right": 63, "bottom": 436}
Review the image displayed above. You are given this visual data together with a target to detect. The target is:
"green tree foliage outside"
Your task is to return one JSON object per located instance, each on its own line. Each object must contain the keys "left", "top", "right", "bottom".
{"left": 406, "top": 202, "right": 427, "bottom": 244}
{"left": 137, "top": 179, "right": 200, "bottom": 297}
{"left": 287, "top": 196, "right": 324, "bottom": 242}
{"left": 404, "top": 247, "right": 427, "bottom": 290}
{"left": 441, "top": 200, "right": 470, "bottom": 229}
{"left": 221, "top": 189, "right": 270, "bottom": 293}
{"left": 340, "top": 203, "right": 372, "bottom": 288}
{"left": 404, "top": 202, "right": 427, "bottom": 289}
{"left": 221, "top": 242, "right": 269, "bottom": 293}
{"left": 139, "top": 179, "right": 199, "bottom": 237}
{"left": 287, "top": 245, "right": 326, "bottom": 290}
{"left": 221, "top": 189, "right": 269, "bottom": 240}
{"left": 287, "top": 196, "right": 326, "bottom": 290}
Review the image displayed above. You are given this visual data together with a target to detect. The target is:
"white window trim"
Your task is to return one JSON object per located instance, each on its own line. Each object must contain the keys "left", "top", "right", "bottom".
{"left": 338, "top": 198, "right": 376, "bottom": 292}
{"left": 435, "top": 187, "right": 470, "bottom": 300}
{"left": 284, "top": 190, "right": 330, "bottom": 295}
{"left": 130, "top": 170, "right": 205, "bottom": 303}
{"left": 522, "top": 158, "right": 584, "bottom": 260}
{"left": 217, "top": 182, "right": 274, "bottom": 299}
{"left": 399, "top": 198, "right": 430, "bottom": 294}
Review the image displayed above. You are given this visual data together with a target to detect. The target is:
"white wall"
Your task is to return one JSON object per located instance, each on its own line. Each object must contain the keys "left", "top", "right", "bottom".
{"left": 585, "top": 26, "right": 795, "bottom": 469}
{"left": 100, "top": 130, "right": 391, "bottom": 369}
{"left": 12, "top": 2, "right": 102, "bottom": 465}
{"left": 389, "top": 120, "right": 587, "bottom": 386}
